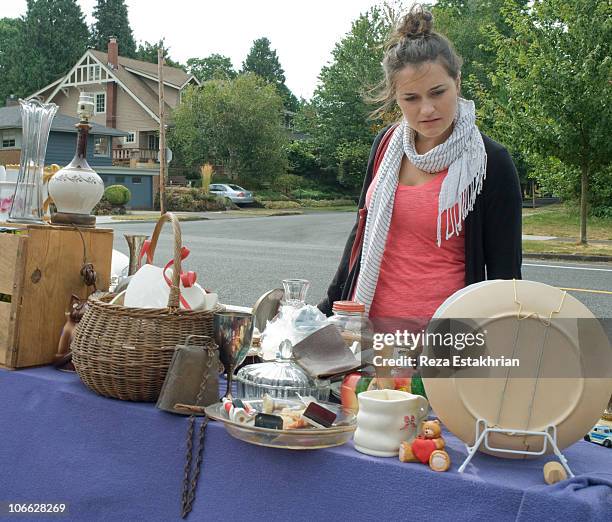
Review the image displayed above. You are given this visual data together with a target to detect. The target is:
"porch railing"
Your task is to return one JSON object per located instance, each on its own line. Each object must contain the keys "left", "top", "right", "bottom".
{"left": 112, "top": 148, "right": 159, "bottom": 163}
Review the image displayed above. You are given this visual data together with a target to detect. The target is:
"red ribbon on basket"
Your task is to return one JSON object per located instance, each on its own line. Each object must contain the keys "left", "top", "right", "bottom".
{"left": 163, "top": 247, "right": 197, "bottom": 310}
{"left": 139, "top": 239, "right": 153, "bottom": 264}
{"left": 139, "top": 240, "right": 197, "bottom": 310}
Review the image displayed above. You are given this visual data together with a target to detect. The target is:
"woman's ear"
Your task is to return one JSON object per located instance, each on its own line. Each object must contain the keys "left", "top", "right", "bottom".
{"left": 456, "top": 73, "right": 462, "bottom": 95}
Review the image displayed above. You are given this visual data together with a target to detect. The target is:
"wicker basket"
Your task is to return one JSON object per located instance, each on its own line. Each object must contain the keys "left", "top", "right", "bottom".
{"left": 72, "top": 212, "right": 222, "bottom": 402}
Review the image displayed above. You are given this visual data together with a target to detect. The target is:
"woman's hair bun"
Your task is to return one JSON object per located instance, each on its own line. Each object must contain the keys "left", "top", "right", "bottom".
{"left": 397, "top": 4, "right": 434, "bottom": 39}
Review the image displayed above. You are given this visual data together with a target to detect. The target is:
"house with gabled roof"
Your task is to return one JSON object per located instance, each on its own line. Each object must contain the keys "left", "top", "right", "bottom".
{"left": 28, "top": 38, "right": 200, "bottom": 167}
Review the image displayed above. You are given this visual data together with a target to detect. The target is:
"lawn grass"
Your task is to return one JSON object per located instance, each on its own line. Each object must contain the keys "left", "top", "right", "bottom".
{"left": 522, "top": 204, "right": 612, "bottom": 240}
{"left": 522, "top": 240, "right": 612, "bottom": 256}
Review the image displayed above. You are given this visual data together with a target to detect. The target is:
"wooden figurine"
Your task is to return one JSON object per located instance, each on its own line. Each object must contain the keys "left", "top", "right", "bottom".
{"left": 399, "top": 419, "right": 451, "bottom": 472}
{"left": 54, "top": 295, "right": 88, "bottom": 371}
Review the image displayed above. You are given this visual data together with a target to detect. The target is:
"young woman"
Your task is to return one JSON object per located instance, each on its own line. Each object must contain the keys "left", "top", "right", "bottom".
{"left": 318, "top": 5, "right": 522, "bottom": 328}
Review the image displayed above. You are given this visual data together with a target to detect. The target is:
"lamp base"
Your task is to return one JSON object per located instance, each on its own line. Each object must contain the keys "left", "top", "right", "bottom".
{"left": 50, "top": 212, "right": 96, "bottom": 227}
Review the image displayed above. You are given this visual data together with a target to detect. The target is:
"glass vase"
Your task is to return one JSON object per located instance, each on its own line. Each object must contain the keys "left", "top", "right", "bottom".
{"left": 8, "top": 99, "right": 58, "bottom": 224}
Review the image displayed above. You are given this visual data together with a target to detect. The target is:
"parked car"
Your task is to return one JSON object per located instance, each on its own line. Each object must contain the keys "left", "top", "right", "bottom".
{"left": 584, "top": 425, "right": 612, "bottom": 448}
{"left": 209, "top": 184, "right": 254, "bottom": 205}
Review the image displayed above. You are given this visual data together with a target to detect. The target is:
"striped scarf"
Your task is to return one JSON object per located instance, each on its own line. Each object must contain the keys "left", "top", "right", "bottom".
{"left": 354, "top": 97, "right": 487, "bottom": 314}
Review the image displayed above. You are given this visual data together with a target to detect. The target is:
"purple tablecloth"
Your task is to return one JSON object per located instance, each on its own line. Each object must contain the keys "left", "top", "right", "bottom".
{"left": 0, "top": 367, "right": 611, "bottom": 521}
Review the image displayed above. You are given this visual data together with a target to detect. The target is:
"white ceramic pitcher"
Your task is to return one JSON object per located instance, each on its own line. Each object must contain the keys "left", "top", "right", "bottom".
{"left": 353, "top": 389, "right": 429, "bottom": 457}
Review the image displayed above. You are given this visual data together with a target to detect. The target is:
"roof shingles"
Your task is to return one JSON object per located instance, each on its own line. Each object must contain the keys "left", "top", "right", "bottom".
{"left": 0, "top": 105, "right": 127, "bottom": 136}
{"left": 89, "top": 49, "right": 193, "bottom": 118}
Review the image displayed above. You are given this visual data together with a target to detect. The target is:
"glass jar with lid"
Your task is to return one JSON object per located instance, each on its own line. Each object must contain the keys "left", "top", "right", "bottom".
{"left": 327, "top": 301, "right": 373, "bottom": 357}
{"left": 235, "top": 340, "right": 330, "bottom": 401}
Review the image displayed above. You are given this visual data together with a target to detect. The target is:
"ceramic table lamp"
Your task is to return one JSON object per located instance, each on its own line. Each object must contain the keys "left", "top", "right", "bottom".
{"left": 48, "top": 92, "right": 104, "bottom": 227}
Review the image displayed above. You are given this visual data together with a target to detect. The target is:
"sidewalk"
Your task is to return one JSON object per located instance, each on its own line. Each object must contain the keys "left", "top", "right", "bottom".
{"left": 95, "top": 209, "right": 303, "bottom": 224}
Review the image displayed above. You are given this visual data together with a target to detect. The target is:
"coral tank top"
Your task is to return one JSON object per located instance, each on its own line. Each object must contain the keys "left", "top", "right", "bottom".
{"left": 363, "top": 168, "right": 466, "bottom": 327}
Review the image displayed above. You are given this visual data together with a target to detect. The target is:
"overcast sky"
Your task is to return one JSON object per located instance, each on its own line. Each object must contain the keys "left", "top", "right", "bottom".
{"left": 1, "top": 0, "right": 402, "bottom": 100}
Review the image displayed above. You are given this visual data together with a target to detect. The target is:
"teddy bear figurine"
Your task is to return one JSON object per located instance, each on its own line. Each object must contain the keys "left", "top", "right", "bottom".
{"left": 399, "top": 419, "right": 451, "bottom": 472}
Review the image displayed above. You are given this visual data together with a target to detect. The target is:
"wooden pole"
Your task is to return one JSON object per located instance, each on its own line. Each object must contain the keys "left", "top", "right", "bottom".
{"left": 158, "top": 44, "right": 166, "bottom": 215}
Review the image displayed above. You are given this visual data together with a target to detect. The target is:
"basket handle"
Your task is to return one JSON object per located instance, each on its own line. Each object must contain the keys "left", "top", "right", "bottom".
{"left": 146, "top": 212, "right": 183, "bottom": 309}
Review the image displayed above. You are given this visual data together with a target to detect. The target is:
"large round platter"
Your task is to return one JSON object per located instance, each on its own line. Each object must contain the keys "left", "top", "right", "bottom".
{"left": 205, "top": 399, "right": 356, "bottom": 450}
{"left": 423, "top": 279, "right": 611, "bottom": 457}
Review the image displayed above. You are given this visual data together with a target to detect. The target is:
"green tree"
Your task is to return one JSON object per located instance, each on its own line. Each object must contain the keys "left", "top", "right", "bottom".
{"left": 135, "top": 39, "right": 184, "bottom": 70}
{"left": 286, "top": 139, "right": 321, "bottom": 178}
{"left": 187, "top": 54, "right": 236, "bottom": 82}
{"left": 91, "top": 0, "right": 136, "bottom": 58}
{"left": 21, "top": 0, "right": 89, "bottom": 96}
{"left": 432, "top": 0, "right": 528, "bottom": 111}
{"left": 431, "top": 1, "right": 532, "bottom": 191}
{"left": 488, "top": 0, "right": 611, "bottom": 243}
{"left": 169, "top": 74, "right": 288, "bottom": 186}
{"left": 0, "top": 18, "right": 23, "bottom": 105}
{"left": 242, "top": 37, "right": 299, "bottom": 113}
{"left": 305, "top": 6, "right": 392, "bottom": 189}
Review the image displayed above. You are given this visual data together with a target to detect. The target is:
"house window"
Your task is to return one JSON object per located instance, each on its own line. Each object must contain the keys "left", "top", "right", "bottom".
{"left": 1, "top": 131, "right": 16, "bottom": 148}
{"left": 132, "top": 176, "right": 142, "bottom": 184}
{"left": 115, "top": 176, "right": 125, "bottom": 183}
{"left": 147, "top": 134, "right": 159, "bottom": 150}
{"left": 95, "top": 92, "right": 106, "bottom": 114}
{"left": 124, "top": 132, "right": 135, "bottom": 144}
{"left": 94, "top": 136, "right": 110, "bottom": 157}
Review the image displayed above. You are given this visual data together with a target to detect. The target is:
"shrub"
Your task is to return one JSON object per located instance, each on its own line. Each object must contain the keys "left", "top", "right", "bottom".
{"left": 275, "top": 173, "right": 306, "bottom": 196}
{"left": 92, "top": 195, "right": 112, "bottom": 215}
{"left": 589, "top": 166, "right": 612, "bottom": 218}
{"left": 250, "top": 197, "right": 266, "bottom": 208}
{"left": 298, "top": 198, "right": 357, "bottom": 207}
{"left": 154, "top": 187, "right": 239, "bottom": 211}
{"left": 290, "top": 188, "right": 348, "bottom": 200}
{"left": 200, "top": 163, "right": 214, "bottom": 194}
{"left": 104, "top": 185, "right": 131, "bottom": 206}
{"left": 261, "top": 200, "right": 302, "bottom": 209}
{"left": 255, "top": 190, "right": 290, "bottom": 201}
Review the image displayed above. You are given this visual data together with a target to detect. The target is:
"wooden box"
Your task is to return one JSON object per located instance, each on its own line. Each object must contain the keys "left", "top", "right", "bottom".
{"left": 0, "top": 224, "right": 113, "bottom": 369}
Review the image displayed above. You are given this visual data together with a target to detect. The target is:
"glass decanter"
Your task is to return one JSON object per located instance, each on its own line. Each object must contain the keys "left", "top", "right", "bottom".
{"left": 8, "top": 99, "right": 58, "bottom": 224}
{"left": 281, "top": 279, "right": 310, "bottom": 307}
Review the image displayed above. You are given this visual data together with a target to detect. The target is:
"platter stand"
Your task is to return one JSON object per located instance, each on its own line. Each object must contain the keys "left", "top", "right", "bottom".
{"left": 447, "top": 281, "right": 576, "bottom": 479}
{"left": 457, "top": 418, "right": 574, "bottom": 478}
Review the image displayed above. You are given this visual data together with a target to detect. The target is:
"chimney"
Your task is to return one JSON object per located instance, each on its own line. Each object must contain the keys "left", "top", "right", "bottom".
{"left": 106, "top": 37, "right": 118, "bottom": 129}
{"left": 5, "top": 95, "right": 19, "bottom": 107}
{"left": 107, "top": 37, "right": 118, "bottom": 70}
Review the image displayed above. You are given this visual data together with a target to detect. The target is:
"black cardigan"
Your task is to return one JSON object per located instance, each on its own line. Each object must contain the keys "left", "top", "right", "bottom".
{"left": 318, "top": 126, "right": 523, "bottom": 316}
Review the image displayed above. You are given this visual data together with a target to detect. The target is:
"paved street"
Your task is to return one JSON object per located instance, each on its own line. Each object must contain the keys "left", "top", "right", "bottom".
{"left": 108, "top": 212, "right": 612, "bottom": 317}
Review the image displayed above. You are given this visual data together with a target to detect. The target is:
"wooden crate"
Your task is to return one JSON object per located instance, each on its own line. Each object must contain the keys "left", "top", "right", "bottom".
{"left": 0, "top": 224, "right": 113, "bottom": 369}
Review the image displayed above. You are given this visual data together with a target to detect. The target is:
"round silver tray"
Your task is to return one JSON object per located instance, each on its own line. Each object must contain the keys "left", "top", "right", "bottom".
{"left": 205, "top": 398, "right": 356, "bottom": 450}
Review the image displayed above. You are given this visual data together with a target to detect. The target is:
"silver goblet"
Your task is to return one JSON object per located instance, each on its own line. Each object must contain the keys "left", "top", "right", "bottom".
{"left": 214, "top": 311, "right": 254, "bottom": 399}
{"left": 124, "top": 234, "right": 149, "bottom": 275}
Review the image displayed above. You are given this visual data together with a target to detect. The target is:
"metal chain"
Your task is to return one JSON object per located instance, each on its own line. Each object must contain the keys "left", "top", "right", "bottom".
{"left": 181, "top": 340, "right": 217, "bottom": 519}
